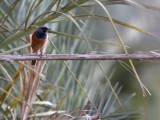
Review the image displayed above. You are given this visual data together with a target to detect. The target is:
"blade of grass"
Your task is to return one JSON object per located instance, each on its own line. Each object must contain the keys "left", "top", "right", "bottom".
{"left": 24, "top": 0, "right": 38, "bottom": 29}
{"left": 0, "top": 43, "right": 30, "bottom": 55}
{"left": 0, "top": 87, "right": 22, "bottom": 104}
{"left": 1, "top": 0, "right": 20, "bottom": 26}
{"left": 58, "top": 2, "right": 87, "bottom": 29}
{"left": 50, "top": 30, "right": 121, "bottom": 47}
{"left": 4, "top": 96, "right": 22, "bottom": 116}
{"left": 29, "top": 0, "right": 55, "bottom": 25}
{"left": 56, "top": 0, "right": 62, "bottom": 11}
{"left": 18, "top": 61, "right": 47, "bottom": 82}
{"left": 51, "top": 14, "right": 160, "bottom": 39}
{"left": 0, "top": 0, "right": 89, "bottom": 48}
{"left": 102, "top": 84, "right": 122, "bottom": 115}
{"left": 49, "top": 37, "right": 98, "bottom": 112}
{"left": 0, "top": 67, "right": 20, "bottom": 106}
{"left": 0, "top": 64, "right": 39, "bottom": 119}
{"left": 0, "top": 24, "right": 28, "bottom": 44}
{"left": 82, "top": 0, "right": 160, "bottom": 11}
{"left": 123, "top": 0, "right": 160, "bottom": 11}
{"left": 94, "top": 0, "right": 150, "bottom": 97}
{"left": 51, "top": 10, "right": 122, "bottom": 109}
{"left": 46, "top": 0, "right": 57, "bottom": 12}
{"left": 68, "top": 0, "right": 160, "bottom": 40}
{"left": 70, "top": 0, "right": 123, "bottom": 108}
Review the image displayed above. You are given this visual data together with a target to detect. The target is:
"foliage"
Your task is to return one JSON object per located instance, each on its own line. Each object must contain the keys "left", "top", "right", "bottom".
{"left": 0, "top": 0, "right": 158, "bottom": 119}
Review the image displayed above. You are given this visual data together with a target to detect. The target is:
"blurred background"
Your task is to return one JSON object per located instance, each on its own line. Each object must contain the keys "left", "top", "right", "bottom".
{"left": 0, "top": 0, "right": 160, "bottom": 119}
{"left": 92, "top": 1, "right": 160, "bottom": 119}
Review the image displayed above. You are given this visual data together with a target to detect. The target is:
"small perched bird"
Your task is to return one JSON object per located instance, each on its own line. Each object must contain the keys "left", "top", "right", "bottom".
{"left": 31, "top": 26, "right": 50, "bottom": 65}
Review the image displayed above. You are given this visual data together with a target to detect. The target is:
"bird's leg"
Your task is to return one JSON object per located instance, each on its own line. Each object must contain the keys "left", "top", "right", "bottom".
{"left": 39, "top": 49, "right": 44, "bottom": 59}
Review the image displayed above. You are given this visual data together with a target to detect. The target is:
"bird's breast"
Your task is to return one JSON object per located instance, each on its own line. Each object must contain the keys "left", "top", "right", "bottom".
{"left": 31, "top": 32, "right": 47, "bottom": 51}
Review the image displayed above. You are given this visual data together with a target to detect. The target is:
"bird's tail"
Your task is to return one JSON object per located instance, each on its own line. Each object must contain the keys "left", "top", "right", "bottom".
{"left": 31, "top": 60, "right": 36, "bottom": 65}
{"left": 31, "top": 50, "right": 38, "bottom": 66}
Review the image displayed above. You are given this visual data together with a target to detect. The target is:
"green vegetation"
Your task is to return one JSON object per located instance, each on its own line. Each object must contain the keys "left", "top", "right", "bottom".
{"left": 0, "top": 0, "right": 159, "bottom": 119}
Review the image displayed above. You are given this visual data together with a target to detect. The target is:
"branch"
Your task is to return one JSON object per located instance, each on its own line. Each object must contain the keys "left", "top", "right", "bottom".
{"left": 0, "top": 53, "right": 160, "bottom": 61}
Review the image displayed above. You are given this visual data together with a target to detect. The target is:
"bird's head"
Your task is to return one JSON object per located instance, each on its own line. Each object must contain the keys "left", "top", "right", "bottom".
{"left": 35, "top": 26, "right": 50, "bottom": 39}
{"left": 37, "top": 26, "right": 50, "bottom": 33}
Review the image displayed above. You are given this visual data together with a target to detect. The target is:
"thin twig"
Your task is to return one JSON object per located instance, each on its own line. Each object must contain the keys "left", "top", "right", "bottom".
{"left": 0, "top": 53, "right": 159, "bottom": 61}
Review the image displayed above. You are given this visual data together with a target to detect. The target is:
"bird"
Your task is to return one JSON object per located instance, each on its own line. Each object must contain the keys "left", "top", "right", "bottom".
{"left": 31, "top": 26, "right": 50, "bottom": 65}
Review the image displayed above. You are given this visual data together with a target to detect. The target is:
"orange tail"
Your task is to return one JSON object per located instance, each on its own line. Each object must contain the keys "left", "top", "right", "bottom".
{"left": 31, "top": 60, "right": 36, "bottom": 65}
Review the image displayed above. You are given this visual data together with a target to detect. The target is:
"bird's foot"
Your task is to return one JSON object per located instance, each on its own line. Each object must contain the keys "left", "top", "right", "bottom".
{"left": 39, "top": 51, "right": 44, "bottom": 59}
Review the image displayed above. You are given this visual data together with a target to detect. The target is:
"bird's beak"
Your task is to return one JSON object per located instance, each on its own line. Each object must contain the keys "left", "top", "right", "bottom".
{"left": 47, "top": 28, "right": 51, "bottom": 31}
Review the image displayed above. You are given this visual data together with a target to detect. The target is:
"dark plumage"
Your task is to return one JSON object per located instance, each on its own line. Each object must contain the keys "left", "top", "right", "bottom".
{"left": 35, "top": 26, "right": 49, "bottom": 39}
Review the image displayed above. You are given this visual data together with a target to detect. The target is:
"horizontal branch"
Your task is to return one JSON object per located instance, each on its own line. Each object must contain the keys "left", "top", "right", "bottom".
{"left": 0, "top": 53, "right": 159, "bottom": 61}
